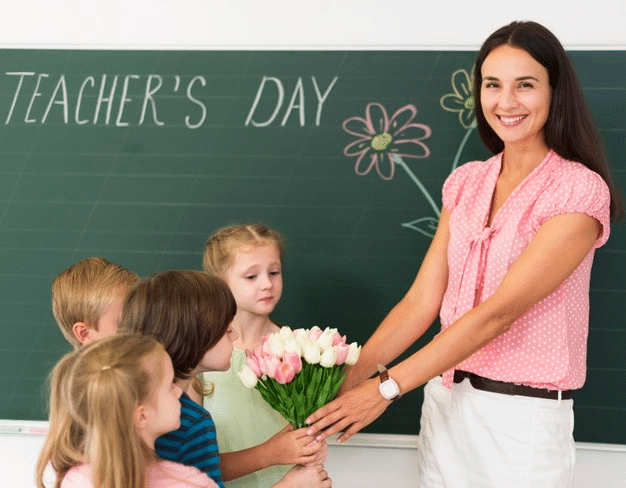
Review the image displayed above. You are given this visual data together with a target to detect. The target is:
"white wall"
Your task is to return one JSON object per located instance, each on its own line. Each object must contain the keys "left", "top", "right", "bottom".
{"left": 1, "top": 0, "right": 625, "bottom": 49}
{"left": 3, "top": 422, "right": 625, "bottom": 488}
{"left": 1, "top": 1, "right": 625, "bottom": 486}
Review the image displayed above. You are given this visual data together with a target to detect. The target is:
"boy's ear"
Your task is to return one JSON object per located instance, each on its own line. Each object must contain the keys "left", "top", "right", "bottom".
{"left": 72, "top": 322, "right": 95, "bottom": 345}
{"left": 133, "top": 404, "right": 148, "bottom": 431}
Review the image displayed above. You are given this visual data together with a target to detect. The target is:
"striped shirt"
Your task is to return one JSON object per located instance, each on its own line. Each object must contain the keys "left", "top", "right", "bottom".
{"left": 155, "top": 392, "right": 224, "bottom": 488}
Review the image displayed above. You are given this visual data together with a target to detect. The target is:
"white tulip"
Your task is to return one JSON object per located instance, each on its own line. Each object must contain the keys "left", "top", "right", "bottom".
{"left": 316, "top": 327, "right": 335, "bottom": 351}
{"left": 295, "top": 330, "right": 311, "bottom": 352}
{"left": 294, "top": 328, "right": 308, "bottom": 342}
{"left": 283, "top": 337, "right": 302, "bottom": 356}
{"left": 320, "top": 346, "right": 338, "bottom": 368}
{"left": 302, "top": 341, "right": 321, "bottom": 364}
{"left": 266, "top": 333, "right": 286, "bottom": 357}
{"left": 345, "top": 342, "right": 361, "bottom": 365}
{"left": 279, "top": 326, "right": 295, "bottom": 342}
{"left": 238, "top": 365, "right": 259, "bottom": 388}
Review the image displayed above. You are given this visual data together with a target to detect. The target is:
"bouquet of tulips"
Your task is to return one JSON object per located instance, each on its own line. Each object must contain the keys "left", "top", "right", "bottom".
{"left": 238, "top": 326, "right": 361, "bottom": 428}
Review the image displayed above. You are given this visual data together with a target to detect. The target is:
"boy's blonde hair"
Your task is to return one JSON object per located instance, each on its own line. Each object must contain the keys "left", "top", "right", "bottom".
{"left": 203, "top": 224, "right": 284, "bottom": 277}
{"left": 51, "top": 257, "right": 139, "bottom": 348}
{"left": 36, "top": 334, "right": 165, "bottom": 488}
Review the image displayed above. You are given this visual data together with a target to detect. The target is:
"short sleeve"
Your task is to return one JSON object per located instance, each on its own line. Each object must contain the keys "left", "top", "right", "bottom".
{"left": 442, "top": 160, "right": 482, "bottom": 212}
{"left": 533, "top": 166, "right": 611, "bottom": 248}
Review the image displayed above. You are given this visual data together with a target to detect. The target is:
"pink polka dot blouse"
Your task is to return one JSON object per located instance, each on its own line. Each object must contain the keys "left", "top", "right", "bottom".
{"left": 440, "top": 150, "right": 611, "bottom": 391}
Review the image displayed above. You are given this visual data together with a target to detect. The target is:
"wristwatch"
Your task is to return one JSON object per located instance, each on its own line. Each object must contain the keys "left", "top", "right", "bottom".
{"left": 377, "top": 364, "right": 401, "bottom": 401}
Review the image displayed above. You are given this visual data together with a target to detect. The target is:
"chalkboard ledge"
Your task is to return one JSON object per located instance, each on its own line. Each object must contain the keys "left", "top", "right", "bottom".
{"left": 0, "top": 419, "right": 49, "bottom": 436}
{"left": 2, "top": 420, "right": 625, "bottom": 454}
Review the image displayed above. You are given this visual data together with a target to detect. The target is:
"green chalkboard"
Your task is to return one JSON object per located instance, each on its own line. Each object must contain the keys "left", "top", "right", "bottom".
{"left": 0, "top": 50, "right": 624, "bottom": 444}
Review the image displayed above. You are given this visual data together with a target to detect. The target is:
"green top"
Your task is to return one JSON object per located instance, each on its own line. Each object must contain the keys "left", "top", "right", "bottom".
{"left": 202, "top": 348, "right": 291, "bottom": 488}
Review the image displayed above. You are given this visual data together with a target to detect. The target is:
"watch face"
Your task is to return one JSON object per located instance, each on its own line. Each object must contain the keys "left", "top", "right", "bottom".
{"left": 381, "top": 379, "right": 399, "bottom": 398}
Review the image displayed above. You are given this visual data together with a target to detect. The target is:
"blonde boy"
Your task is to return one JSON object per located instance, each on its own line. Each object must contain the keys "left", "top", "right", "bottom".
{"left": 51, "top": 256, "right": 139, "bottom": 348}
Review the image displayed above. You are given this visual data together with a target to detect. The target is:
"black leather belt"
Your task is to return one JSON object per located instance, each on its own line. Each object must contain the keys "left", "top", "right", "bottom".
{"left": 453, "top": 370, "right": 573, "bottom": 400}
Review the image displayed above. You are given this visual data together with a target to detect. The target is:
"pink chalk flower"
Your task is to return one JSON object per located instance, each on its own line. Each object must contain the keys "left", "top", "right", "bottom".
{"left": 343, "top": 102, "right": 431, "bottom": 180}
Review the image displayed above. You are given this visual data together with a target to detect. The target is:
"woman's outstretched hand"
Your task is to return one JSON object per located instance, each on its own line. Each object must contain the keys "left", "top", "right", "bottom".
{"left": 304, "top": 377, "right": 390, "bottom": 443}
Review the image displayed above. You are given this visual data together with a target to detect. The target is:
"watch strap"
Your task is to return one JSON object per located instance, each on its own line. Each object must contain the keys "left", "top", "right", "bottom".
{"left": 379, "top": 368, "right": 390, "bottom": 383}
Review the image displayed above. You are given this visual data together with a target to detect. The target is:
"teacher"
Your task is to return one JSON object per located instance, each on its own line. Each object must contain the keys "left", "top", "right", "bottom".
{"left": 306, "top": 20, "right": 623, "bottom": 487}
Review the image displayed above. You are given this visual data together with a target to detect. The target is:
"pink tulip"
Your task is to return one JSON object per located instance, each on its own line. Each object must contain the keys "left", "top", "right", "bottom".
{"left": 260, "top": 339, "right": 273, "bottom": 356}
{"left": 274, "top": 361, "right": 296, "bottom": 384}
{"left": 260, "top": 352, "right": 281, "bottom": 378}
{"left": 335, "top": 343, "right": 350, "bottom": 365}
{"left": 331, "top": 332, "right": 346, "bottom": 347}
{"left": 245, "top": 349, "right": 262, "bottom": 377}
{"left": 283, "top": 351, "right": 303, "bottom": 374}
{"left": 308, "top": 326, "right": 323, "bottom": 341}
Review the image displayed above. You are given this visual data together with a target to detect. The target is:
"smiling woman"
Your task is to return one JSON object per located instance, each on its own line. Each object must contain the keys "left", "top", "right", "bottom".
{"left": 479, "top": 45, "right": 552, "bottom": 153}
{"left": 305, "top": 20, "right": 623, "bottom": 488}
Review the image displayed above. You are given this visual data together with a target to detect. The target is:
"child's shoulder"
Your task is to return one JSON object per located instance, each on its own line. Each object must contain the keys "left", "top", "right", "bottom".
{"left": 60, "top": 465, "right": 92, "bottom": 488}
{"left": 180, "top": 391, "right": 211, "bottom": 415}
{"left": 179, "top": 392, "right": 218, "bottom": 435}
{"left": 150, "top": 461, "right": 217, "bottom": 488}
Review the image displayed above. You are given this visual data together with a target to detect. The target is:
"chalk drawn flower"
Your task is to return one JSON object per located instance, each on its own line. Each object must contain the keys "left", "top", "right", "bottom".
{"left": 342, "top": 103, "right": 431, "bottom": 180}
{"left": 440, "top": 68, "right": 476, "bottom": 129}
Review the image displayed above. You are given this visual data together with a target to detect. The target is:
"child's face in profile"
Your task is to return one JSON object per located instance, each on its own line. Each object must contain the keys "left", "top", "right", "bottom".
{"left": 139, "top": 352, "right": 183, "bottom": 447}
{"left": 195, "top": 324, "right": 238, "bottom": 373}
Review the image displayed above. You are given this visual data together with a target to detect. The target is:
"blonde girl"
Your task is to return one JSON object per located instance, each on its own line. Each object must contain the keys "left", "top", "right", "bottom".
{"left": 35, "top": 334, "right": 216, "bottom": 488}
{"left": 202, "top": 224, "right": 326, "bottom": 488}
{"left": 120, "top": 270, "right": 329, "bottom": 488}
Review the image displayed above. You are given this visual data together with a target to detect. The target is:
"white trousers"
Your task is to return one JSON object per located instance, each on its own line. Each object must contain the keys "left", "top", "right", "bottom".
{"left": 416, "top": 375, "right": 576, "bottom": 488}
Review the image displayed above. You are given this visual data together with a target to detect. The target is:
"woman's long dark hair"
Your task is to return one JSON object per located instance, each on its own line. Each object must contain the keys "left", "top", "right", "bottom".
{"left": 473, "top": 21, "right": 623, "bottom": 219}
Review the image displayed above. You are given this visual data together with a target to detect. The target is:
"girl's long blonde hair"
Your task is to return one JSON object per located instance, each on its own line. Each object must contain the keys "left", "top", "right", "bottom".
{"left": 35, "top": 334, "right": 165, "bottom": 488}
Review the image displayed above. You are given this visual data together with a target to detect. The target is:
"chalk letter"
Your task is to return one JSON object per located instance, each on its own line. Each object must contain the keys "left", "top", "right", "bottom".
{"left": 139, "top": 75, "right": 164, "bottom": 126}
{"left": 245, "top": 76, "right": 284, "bottom": 127}
{"left": 25, "top": 73, "right": 49, "bottom": 123}
{"left": 116, "top": 74, "right": 139, "bottom": 127}
{"left": 312, "top": 76, "right": 338, "bottom": 126}
{"left": 185, "top": 76, "right": 207, "bottom": 129}
{"left": 42, "top": 75, "right": 69, "bottom": 124}
{"left": 5, "top": 72, "right": 35, "bottom": 124}
{"left": 75, "top": 76, "right": 95, "bottom": 125}
{"left": 93, "top": 75, "right": 119, "bottom": 125}
{"left": 281, "top": 77, "right": 305, "bottom": 127}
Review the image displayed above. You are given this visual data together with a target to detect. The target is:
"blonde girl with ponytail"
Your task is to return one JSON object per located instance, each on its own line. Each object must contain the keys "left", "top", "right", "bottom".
{"left": 35, "top": 334, "right": 217, "bottom": 488}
